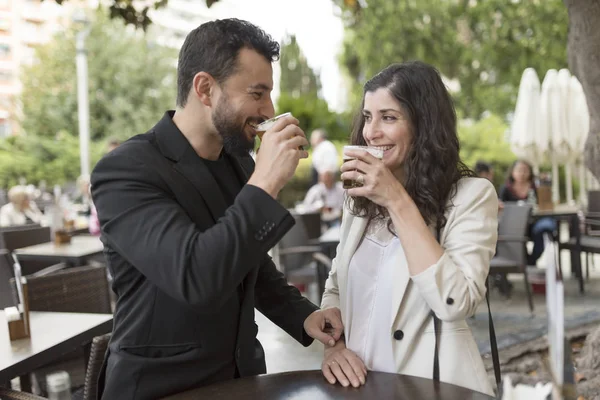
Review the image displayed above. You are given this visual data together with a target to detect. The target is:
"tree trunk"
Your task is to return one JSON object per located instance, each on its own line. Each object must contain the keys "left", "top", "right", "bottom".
{"left": 565, "top": 0, "right": 600, "bottom": 181}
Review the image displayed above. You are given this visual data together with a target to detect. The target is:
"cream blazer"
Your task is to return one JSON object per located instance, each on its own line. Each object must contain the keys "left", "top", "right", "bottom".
{"left": 321, "top": 177, "right": 498, "bottom": 396}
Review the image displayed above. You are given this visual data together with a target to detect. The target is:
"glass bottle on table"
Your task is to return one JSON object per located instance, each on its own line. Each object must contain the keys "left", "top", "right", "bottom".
{"left": 47, "top": 371, "right": 72, "bottom": 400}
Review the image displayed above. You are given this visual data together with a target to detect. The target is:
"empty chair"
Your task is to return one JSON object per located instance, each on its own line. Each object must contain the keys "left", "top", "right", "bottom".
{"left": 278, "top": 216, "right": 331, "bottom": 302}
{"left": 490, "top": 203, "right": 535, "bottom": 313}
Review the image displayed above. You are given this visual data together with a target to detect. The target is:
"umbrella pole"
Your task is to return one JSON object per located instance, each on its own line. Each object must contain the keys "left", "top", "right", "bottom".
{"left": 552, "top": 158, "right": 560, "bottom": 204}
{"left": 565, "top": 163, "right": 574, "bottom": 205}
{"left": 579, "top": 161, "right": 587, "bottom": 206}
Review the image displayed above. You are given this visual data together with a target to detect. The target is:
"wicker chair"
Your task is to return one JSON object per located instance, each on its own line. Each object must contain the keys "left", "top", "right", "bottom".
{"left": 9, "top": 265, "right": 112, "bottom": 395}
{"left": 82, "top": 334, "right": 111, "bottom": 400}
{"left": 0, "top": 387, "right": 47, "bottom": 399}
{"left": 11, "top": 264, "right": 111, "bottom": 314}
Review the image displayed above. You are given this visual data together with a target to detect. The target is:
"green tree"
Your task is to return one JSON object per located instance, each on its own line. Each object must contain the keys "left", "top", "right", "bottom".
{"left": 0, "top": 134, "right": 105, "bottom": 188}
{"left": 279, "top": 35, "right": 322, "bottom": 99}
{"left": 335, "top": 0, "right": 569, "bottom": 119}
{"left": 20, "top": 9, "right": 176, "bottom": 141}
{"left": 458, "top": 114, "right": 515, "bottom": 188}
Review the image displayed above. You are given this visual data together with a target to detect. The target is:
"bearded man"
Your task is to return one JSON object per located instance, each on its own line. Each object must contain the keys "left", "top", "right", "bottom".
{"left": 90, "top": 18, "right": 343, "bottom": 400}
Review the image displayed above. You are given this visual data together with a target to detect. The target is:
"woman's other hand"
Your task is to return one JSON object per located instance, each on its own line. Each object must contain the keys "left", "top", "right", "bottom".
{"left": 322, "top": 339, "right": 367, "bottom": 388}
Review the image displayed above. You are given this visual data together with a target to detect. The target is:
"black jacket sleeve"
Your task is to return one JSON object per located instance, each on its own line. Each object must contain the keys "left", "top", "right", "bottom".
{"left": 254, "top": 256, "right": 319, "bottom": 346}
{"left": 91, "top": 151, "right": 295, "bottom": 312}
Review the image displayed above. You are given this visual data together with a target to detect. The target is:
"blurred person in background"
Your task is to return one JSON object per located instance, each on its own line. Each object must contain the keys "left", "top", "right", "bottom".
{"left": 498, "top": 159, "right": 556, "bottom": 266}
{"left": 0, "top": 185, "right": 43, "bottom": 226}
{"left": 474, "top": 160, "right": 494, "bottom": 182}
{"left": 302, "top": 162, "right": 345, "bottom": 228}
{"left": 310, "top": 129, "right": 339, "bottom": 187}
{"left": 106, "top": 138, "right": 121, "bottom": 153}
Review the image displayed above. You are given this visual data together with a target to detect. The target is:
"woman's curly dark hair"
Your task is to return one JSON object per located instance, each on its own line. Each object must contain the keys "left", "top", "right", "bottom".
{"left": 347, "top": 61, "right": 475, "bottom": 230}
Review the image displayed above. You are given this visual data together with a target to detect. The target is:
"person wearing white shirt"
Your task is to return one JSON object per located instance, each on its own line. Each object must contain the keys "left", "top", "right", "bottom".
{"left": 0, "top": 185, "right": 43, "bottom": 227}
{"left": 310, "top": 129, "right": 339, "bottom": 187}
{"left": 319, "top": 61, "right": 497, "bottom": 397}
{"left": 302, "top": 168, "right": 345, "bottom": 227}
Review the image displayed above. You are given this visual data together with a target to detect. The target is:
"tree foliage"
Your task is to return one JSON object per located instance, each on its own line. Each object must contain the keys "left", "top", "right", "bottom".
{"left": 279, "top": 35, "right": 322, "bottom": 99}
{"left": 277, "top": 35, "right": 351, "bottom": 143}
{"left": 20, "top": 9, "right": 177, "bottom": 141}
{"left": 334, "top": 0, "right": 569, "bottom": 119}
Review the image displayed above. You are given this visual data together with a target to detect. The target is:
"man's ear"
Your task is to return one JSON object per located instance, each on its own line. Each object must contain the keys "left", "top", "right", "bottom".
{"left": 192, "top": 72, "right": 216, "bottom": 107}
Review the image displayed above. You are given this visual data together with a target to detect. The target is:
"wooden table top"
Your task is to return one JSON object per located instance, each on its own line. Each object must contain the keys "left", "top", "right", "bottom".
{"left": 14, "top": 235, "right": 104, "bottom": 258}
{"left": 0, "top": 311, "right": 113, "bottom": 381}
{"left": 162, "top": 370, "right": 495, "bottom": 400}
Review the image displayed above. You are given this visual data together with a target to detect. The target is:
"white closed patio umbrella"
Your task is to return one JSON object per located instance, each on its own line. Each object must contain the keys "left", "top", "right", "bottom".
{"left": 567, "top": 76, "right": 590, "bottom": 204}
{"left": 540, "top": 69, "right": 561, "bottom": 203}
{"left": 511, "top": 68, "right": 546, "bottom": 172}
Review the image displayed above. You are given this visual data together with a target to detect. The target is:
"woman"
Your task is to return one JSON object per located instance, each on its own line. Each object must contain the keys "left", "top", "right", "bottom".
{"left": 320, "top": 61, "right": 498, "bottom": 396}
{"left": 0, "top": 185, "right": 43, "bottom": 227}
{"left": 498, "top": 160, "right": 556, "bottom": 265}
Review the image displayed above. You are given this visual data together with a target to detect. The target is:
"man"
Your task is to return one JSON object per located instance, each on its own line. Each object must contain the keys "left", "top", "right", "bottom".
{"left": 302, "top": 165, "right": 345, "bottom": 228}
{"left": 474, "top": 160, "right": 494, "bottom": 182}
{"left": 310, "top": 129, "right": 338, "bottom": 187}
{"left": 91, "top": 19, "right": 343, "bottom": 400}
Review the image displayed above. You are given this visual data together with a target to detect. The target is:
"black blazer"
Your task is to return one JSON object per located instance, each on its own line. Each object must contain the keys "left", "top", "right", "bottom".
{"left": 91, "top": 111, "right": 318, "bottom": 400}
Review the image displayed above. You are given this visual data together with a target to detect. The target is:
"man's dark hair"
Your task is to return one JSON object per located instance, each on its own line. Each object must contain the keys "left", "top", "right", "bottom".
{"left": 176, "top": 18, "right": 280, "bottom": 107}
{"left": 474, "top": 160, "right": 492, "bottom": 175}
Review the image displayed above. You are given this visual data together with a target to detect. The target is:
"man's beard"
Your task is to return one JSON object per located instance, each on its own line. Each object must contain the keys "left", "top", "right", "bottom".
{"left": 212, "top": 95, "right": 257, "bottom": 157}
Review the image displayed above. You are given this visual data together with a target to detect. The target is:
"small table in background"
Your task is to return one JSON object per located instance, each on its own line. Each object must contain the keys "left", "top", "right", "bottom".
{"left": 14, "top": 235, "right": 104, "bottom": 267}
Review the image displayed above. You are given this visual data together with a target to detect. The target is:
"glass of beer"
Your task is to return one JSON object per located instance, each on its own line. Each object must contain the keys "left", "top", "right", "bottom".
{"left": 253, "top": 112, "right": 303, "bottom": 150}
{"left": 342, "top": 145, "right": 384, "bottom": 189}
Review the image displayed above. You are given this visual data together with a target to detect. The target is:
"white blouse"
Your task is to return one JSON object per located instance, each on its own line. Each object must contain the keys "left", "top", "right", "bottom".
{"left": 345, "top": 218, "right": 402, "bottom": 372}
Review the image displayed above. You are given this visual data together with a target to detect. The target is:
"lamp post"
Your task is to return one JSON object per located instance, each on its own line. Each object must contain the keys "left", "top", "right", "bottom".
{"left": 73, "top": 10, "right": 91, "bottom": 177}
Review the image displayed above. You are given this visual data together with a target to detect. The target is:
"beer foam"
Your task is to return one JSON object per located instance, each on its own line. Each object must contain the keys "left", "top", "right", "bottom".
{"left": 343, "top": 145, "right": 383, "bottom": 159}
{"left": 255, "top": 112, "right": 292, "bottom": 133}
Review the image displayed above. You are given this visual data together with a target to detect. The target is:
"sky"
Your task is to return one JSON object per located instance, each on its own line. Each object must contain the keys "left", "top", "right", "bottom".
{"left": 208, "top": 0, "right": 347, "bottom": 111}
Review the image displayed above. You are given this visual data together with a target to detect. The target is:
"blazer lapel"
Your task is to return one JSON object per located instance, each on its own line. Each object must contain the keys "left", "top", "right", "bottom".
{"left": 337, "top": 214, "right": 368, "bottom": 323}
{"left": 153, "top": 111, "right": 228, "bottom": 223}
{"left": 174, "top": 146, "right": 228, "bottom": 223}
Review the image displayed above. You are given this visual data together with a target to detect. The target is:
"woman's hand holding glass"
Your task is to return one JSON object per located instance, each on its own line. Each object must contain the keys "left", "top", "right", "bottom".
{"left": 341, "top": 149, "right": 406, "bottom": 208}
{"left": 322, "top": 339, "right": 367, "bottom": 388}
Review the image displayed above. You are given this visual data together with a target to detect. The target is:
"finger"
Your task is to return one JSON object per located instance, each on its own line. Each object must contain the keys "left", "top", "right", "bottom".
{"left": 277, "top": 123, "right": 306, "bottom": 141}
{"left": 325, "top": 314, "right": 344, "bottom": 342}
{"left": 308, "top": 328, "right": 336, "bottom": 347}
{"left": 268, "top": 114, "right": 300, "bottom": 132}
{"left": 287, "top": 135, "right": 309, "bottom": 150}
{"left": 340, "top": 159, "right": 372, "bottom": 174}
{"left": 340, "top": 170, "right": 366, "bottom": 185}
{"left": 329, "top": 360, "right": 350, "bottom": 387}
{"left": 346, "top": 354, "right": 367, "bottom": 385}
{"left": 336, "top": 357, "right": 361, "bottom": 388}
{"left": 322, "top": 364, "right": 337, "bottom": 385}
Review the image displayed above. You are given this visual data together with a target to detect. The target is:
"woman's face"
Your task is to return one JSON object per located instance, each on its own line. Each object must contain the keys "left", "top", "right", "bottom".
{"left": 361, "top": 88, "right": 412, "bottom": 178}
{"left": 512, "top": 161, "right": 532, "bottom": 184}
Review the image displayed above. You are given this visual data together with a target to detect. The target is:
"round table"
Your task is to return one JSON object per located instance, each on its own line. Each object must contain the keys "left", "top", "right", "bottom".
{"left": 162, "top": 370, "right": 495, "bottom": 399}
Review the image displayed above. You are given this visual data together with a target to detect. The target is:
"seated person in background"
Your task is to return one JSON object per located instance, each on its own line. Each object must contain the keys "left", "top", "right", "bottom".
{"left": 0, "top": 185, "right": 43, "bottom": 227}
{"left": 474, "top": 160, "right": 494, "bottom": 182}
{"left": 310, "top": 129, "right": 339, "bottom": 187}
{"left": 498, "top": 159, "right": 556, "bottom": 266}
{"left": 302, "top": 164, "right": 345, "bottom": 227}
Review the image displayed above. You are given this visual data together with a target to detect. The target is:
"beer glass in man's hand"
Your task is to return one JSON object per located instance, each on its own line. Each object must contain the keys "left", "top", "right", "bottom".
{"left": 342, "top": 146, "right": 383, "bottom": 189}
{"left": 251, "top": 112, "right": 304, "bottom": 150}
